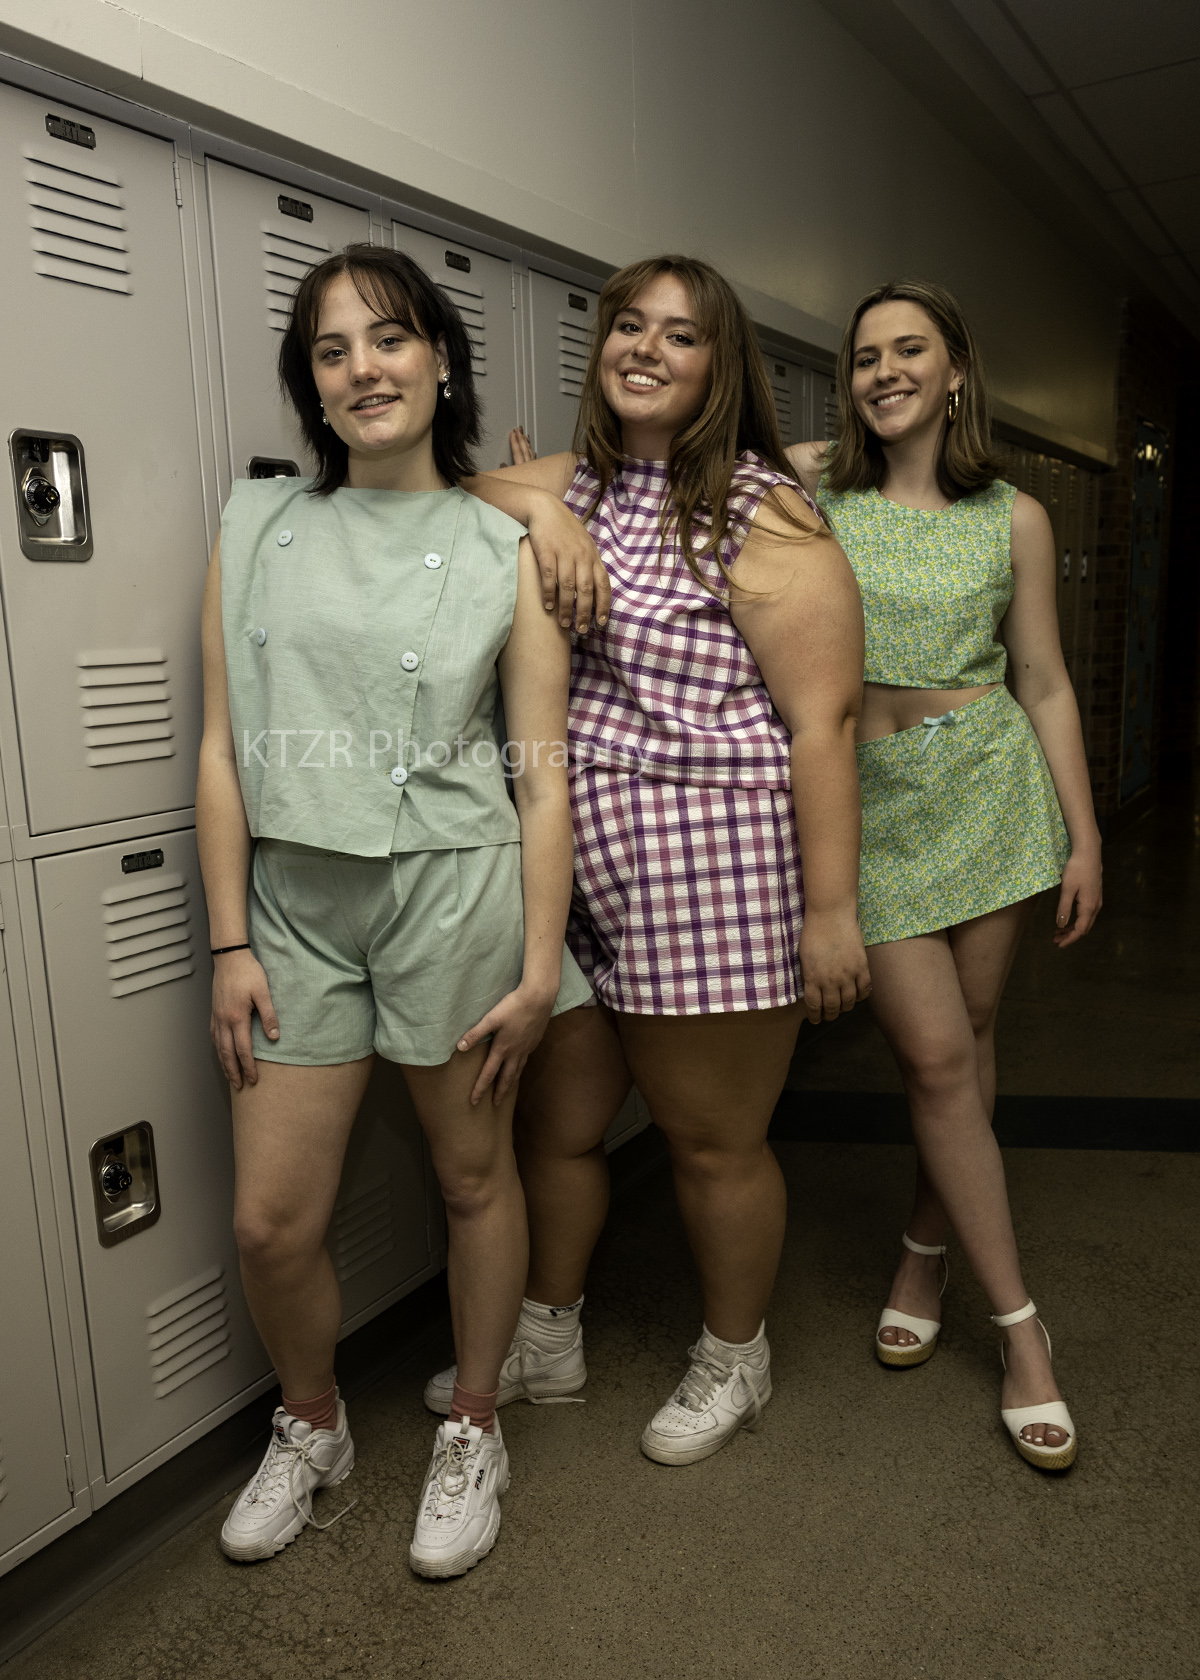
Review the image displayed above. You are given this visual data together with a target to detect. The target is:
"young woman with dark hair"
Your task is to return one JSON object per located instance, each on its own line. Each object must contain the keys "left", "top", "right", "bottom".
{"left": 198, "top": 244, "right": 596, "bottom": 1576}
{"left": 426, "top": 254, "right": 871, "bottom": 1464}
{"left": 788, "top": 279, "right": 1100, "bottom": 1469}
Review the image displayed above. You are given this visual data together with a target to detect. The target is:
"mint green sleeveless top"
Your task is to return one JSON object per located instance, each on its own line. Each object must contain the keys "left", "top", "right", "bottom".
{"left": 220, "top": 478, "right": 525, "bottom": 857}
{"left": 819, "top": 476, "right": 1017, "bottom": 687}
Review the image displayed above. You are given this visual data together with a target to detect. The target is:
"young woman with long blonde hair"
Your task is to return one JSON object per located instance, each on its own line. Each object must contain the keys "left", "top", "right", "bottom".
{"left": 788, "top": 279, "right": 1101, "bottom": 1469}
{"left": 426, "top": 254, "right": 871, "bottom": 1463}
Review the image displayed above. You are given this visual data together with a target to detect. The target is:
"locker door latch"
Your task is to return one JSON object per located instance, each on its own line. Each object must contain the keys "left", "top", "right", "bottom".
{"left": 89, "top": 1124, "right": 161, "bottom": 1246}
{"left": 9, "top": 431, "right": 92, "bottom": 561}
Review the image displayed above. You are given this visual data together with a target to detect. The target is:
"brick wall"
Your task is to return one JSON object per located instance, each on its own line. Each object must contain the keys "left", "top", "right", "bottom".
{"left": 1090, "top": 295, "right": 1193, "bottom": 825}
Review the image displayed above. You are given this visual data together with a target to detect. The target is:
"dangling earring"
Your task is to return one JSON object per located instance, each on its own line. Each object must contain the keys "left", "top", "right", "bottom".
{"left": 320, "top": 402, "right": 330, "bottom": 427}
{"left": 440, "top": 373, "right": 452, "bottom": 401}
{"left": 947, "top": 389, "right": 960, "bottom": 423}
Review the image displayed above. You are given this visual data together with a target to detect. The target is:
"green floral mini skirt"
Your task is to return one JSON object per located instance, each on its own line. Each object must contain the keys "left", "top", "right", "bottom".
{"left": 856, "top": 684, "right": 1070, "bottom": 946}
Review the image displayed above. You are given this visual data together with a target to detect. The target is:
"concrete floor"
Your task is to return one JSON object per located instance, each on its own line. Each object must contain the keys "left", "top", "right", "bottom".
{"left": 7, "top": 787, "right": 1198, "bottom": 1680}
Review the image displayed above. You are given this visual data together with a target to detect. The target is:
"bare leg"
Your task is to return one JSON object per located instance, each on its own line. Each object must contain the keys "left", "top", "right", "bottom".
{"left": 617, "top": 1006, "right": 802, "bottom": 1343}
{"left": 515, "top": 1003, "right": 632, "bottom": 1307}
{"left": 404, "top": 1044, "right": 528, "bottom": 1397}
{"left": 883, "top": 901, "right": 1031, "bottom": 1338}
{"left": 232, "top": 1057, "right": 375, "bottom": 1400}
{"left": 868, "top": 911, "right": 1067, "bottom": 1448}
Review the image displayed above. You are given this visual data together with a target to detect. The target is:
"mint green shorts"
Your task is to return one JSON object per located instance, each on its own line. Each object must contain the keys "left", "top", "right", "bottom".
{"left": 247, "top": 838, "right": 594, "bottom": 1067}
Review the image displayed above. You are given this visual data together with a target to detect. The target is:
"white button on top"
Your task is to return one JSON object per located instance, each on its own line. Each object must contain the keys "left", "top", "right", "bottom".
{"left": 254, "top": 627, "right": 267, "bottom": 646}
{"left": 424, "top": 552, "right": 443, "bottom": 570}
{"left": 390, "top": 766, "right": 408, "bottom": 787}
{"left": 401, "top": 651, "right": 420, "bottom": 672}
{"left": 277, "top": 529, "right": 292, "bottom": 546}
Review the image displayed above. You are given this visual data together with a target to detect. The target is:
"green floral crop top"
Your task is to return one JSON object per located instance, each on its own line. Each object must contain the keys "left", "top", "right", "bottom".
{"left": 819, "top": 475, "right": 1017, "bottom": 688}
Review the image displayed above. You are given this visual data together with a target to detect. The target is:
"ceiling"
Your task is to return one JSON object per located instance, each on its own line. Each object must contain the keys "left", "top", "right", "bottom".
{"left": 947, "top": 0, "right": 1200, "bottom": 312}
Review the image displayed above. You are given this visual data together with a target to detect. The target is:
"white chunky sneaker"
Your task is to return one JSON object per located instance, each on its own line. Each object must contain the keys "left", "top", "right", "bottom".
{"left": 220, "top": 1401, "right": 356, "bottom": 1561}
{"left": 409, "top": 1417, "right": 510, "bottom": 1579}
{"left": 423, "top": 1298, "right": 586, "bottom": 1414}
{"left": 640, "top": 1324, "right": 771, "bottom": 1466}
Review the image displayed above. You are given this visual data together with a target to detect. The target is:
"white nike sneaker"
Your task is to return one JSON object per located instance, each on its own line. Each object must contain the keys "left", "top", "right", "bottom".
{"left": 423, "top": 1302, "right": 586, "bottom": 1414}
{"left": 409, "top": 1417, "right": 510, "bottom": 1579}
{"left": 220, "top": 1401, "right": 356, "bottom": 1561}
{"left": 640, "top": 1325, "right": 771, "bottom": 1466}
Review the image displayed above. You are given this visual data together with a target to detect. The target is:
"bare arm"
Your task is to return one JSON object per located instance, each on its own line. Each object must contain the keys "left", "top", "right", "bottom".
{"left": 731, "top": 490, "right": 870, "bottom": 1022}
{"left": 460, "top": 451, "right": 611, "bottom": 633}
{"left": 1002, "top": 492, "right": 1102, "bottom": 946}
{"left": 196, "top": 539, "right": 279, "bottom": 1087}
{"left": 456, "top": 536, "right": 575, "bottom": 1103}
{"left": 784, "top": 441, "right": 829, "bottom": 503}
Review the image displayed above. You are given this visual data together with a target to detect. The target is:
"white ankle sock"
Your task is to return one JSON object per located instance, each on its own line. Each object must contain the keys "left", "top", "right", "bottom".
{"left": 701, "top": 1322, "right": 767, "bottom": 1361}
{"left": 520, "top": 1296, "right": 583, "bottom": 1347}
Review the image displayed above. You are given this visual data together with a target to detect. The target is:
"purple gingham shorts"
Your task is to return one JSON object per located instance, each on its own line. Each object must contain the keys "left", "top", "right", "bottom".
{"left": 566, "top": 767, "right": 805, "bottom": 1015}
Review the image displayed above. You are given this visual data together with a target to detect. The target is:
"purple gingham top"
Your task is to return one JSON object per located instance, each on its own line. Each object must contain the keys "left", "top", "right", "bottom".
{"left": 565, "top": 451, "right": 815, "bottom": 786}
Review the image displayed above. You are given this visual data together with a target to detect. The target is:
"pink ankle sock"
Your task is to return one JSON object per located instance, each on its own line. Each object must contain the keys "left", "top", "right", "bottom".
{"left": 281, "top": 1382, "right": 338, "bottom": 1433}
{"left": 450, "top": 1381, "right": 499, "bottom": 1434}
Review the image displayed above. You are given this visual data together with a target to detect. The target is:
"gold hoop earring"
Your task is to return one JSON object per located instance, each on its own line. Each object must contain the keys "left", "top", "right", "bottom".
{"left": 947, "top": 389, "right": 960, "bottom": 423}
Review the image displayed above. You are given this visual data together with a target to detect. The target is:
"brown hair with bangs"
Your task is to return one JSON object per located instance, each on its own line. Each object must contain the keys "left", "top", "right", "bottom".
{"left": 278, "top": 243, "right": 481, "bottom": 493}
{"left": 824, "top": 278, "right": 1004, "bottom": 501}
{"left": 573, "top": 255, "right": 819, "bottom": 594}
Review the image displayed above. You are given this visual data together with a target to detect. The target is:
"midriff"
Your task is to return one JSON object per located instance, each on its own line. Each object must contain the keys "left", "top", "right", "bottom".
{"left": 856, "top": 682, "right": 1000, "bottom": 744}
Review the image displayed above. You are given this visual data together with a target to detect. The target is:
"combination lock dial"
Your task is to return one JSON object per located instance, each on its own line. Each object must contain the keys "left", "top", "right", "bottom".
{"left": 22, "top": 470, "right": 61, "bottom": 525}
{"left": 100, "top": 1161, "right": 134, "bottom": 1201}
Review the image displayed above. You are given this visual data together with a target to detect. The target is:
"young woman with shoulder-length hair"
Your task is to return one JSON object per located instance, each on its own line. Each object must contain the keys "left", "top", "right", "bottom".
{"left": 198, "top": 244, "right": 596, "bottom": 1577}
{"left": 426, "top": 254, "right": 871, "bottom": 1463}
{"left": 789, "top": 278, "right": 1101, "bottom": 1470}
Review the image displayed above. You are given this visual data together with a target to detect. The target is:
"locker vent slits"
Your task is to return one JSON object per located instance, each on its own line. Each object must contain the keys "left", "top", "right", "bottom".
{"left": 770, "top": 376, "right": 793, "bottom": 445}
{"left": 557, "top": 314, "right": 590, "bottom": 398}
{"left": 146, "top": 1266, "right": 231, "bottom": 1399}
{"left": 23, "top": 143, "right": 131, "bottom": 296}
{"left": 261, "top": 219, "right": 331, "bottom": 331}
{"left": 101, "top": 867, "right": 195, "bottom": 999}
{"left": 77, "top": 646, "right": 174, "bottom": 768}
{"left": 822, "top": 382, "right": 839, "bottom": 443}
{"left": 436, "top": 275, "right": 487, "bottom": 378}
{"left": 331, "top": 1178, "right": 395, "bottom": 1282}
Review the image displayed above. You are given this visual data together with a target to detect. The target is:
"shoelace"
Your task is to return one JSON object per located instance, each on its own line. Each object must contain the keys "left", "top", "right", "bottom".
{"left": 423, "top": 1435, "right": 476, "bottom": 1518}
{"left": 517, "top": 1337, "right": 585, "bottom": 1406}
{"left": 672, "top": 1343, "right": 765, "bottom": 1430}
{"left": 249, "top": 1433, "right": 357, "bottom": 1536}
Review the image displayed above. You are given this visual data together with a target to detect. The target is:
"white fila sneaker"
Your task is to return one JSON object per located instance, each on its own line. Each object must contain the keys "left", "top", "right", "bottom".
{"left": 423, "top": 1301, "right": 586, "bottom": 1414}
{"left": 408, "top": 1417, "right": 510, "bottom": 1579}
{"left": 220, "top": 1402, "right": 356, "bottom": 1561}
{"left": 640, "top": 1326, "right": 772, "bottom": 1466}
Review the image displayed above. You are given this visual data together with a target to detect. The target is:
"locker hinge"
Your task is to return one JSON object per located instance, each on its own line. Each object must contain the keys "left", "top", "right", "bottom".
{"left": 172, "top": 157, "right": 183, "bottom": 209}
{"left": 511, "top": 272, "right": 516, "bottom": 309}
{"left": 64, "top": 1453, "right": 74, "bottom": 1494}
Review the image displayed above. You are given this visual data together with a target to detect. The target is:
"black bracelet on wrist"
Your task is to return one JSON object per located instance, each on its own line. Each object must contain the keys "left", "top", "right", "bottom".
{"left": 211, "top": 942, "right": 252, "bottom": 956}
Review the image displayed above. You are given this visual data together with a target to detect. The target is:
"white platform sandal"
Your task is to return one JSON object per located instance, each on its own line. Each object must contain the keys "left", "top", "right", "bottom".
{"left": 992, "top": 1300, "right": 1078, "bottom": 1470}
{"left": 875, "top": 1232, "right": 948, "bottom": 1368}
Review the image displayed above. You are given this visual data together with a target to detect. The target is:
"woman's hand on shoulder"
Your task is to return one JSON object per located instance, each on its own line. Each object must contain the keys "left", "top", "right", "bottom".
{"left": 785, "top": 440, "right": 828, "bottom": 501}
{"left": 475, "top": 445, "right": 610, "bottom": 633}
{"left": 210, "top": 950, "right": 279, "bottom": 1090}
{"left": 456, "top": 982, "right": 557, "bottom": 1105}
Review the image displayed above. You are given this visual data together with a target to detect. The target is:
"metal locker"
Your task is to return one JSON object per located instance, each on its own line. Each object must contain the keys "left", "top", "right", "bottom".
{"left": 0, "top": 864, "right": 75, "bottom": 1566}
{"left": 528, "top": 270, "right": 601, "bottom": 455}
{"left": 331, "top": 1059, "right": 435, "bottom": 1331}
{"left": 205, "top": 159, "right": 371, "bottom": 483}
{"left": 603, "top": 1089, "right": 651, "bottom": 1154}
{"left": 32, "top": 830, "right": 269, "bottom": 1483}
{"left": 0, "top": 85, "right": 210, "bottom": 838}
{"left": 390, "top": 222, "right": 519, "bottom": 471}
{"left": 763, "top": 354, "right": 806, "bottom": 448}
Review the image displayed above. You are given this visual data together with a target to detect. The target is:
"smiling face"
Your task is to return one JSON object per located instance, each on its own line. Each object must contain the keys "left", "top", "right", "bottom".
{"left": 850, "top": 298, "right": 964, "bottom": 445}
{"left": 310, "top": 271, "right": 448, "bottom": 480}
{"left": 598, "top": 272, "right": 714, "bottom": 458}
